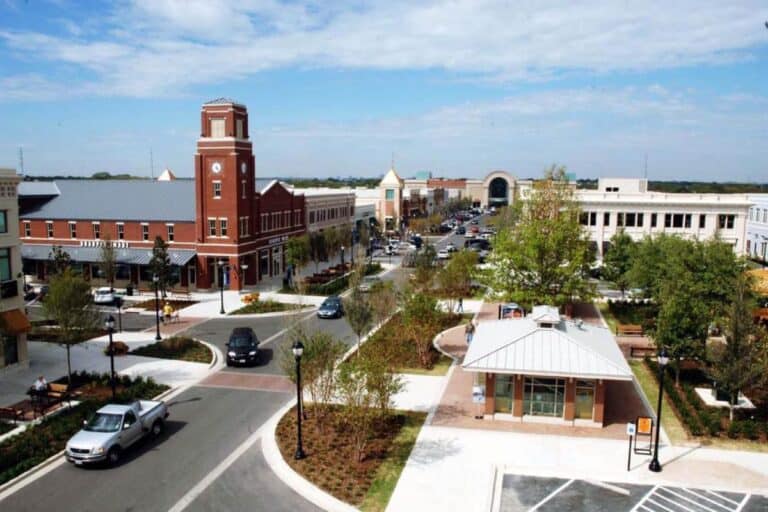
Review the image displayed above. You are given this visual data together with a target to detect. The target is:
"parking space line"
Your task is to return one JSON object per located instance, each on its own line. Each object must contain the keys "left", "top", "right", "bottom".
{"left": 706, "top": 490, "right": 740, "bottom": 507}
{"left": 734, "top": 494, "right": 751, "bottom": 512}
{"left": 654, "top": 489, "right": 699, "bottom": 512}
{"left": 632, "top": 485, "right": 661, "bottom": 512}
{"left": 647, "top": 495, "right": 683, "bottom": 512}
{"left": 678, "top": 488, "right": 735, "bottom": 511}
{"left": 660, "top": 487, "right": 722, "bottom": 512}
{"left": 584, "top": 479, "right": 631, "bottom": 496}
{"left": 528, "top": 479, "right": 574, "bottom": 511}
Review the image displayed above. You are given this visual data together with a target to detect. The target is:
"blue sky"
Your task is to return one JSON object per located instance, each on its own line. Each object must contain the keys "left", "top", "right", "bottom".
{"left": 1, "top": 0, "right": 767, "bottom": 181}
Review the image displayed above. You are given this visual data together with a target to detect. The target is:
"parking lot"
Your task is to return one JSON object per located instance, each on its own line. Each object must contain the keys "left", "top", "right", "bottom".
{"left": 499, "top": 474, "right": 767, "bottom": 511}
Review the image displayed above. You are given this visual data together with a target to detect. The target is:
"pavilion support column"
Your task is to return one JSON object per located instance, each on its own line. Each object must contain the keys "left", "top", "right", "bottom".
{"left": 484, "top": 374, "right": 495, "bottom": 416}
{"left": 513, "top": 374, "right": 524, "bottom": 419}
{"left": 594, "top": 380, "right": 606, "bottom": 425}
{"left": 564, "top": 378, "right": 576, "bottom": 422}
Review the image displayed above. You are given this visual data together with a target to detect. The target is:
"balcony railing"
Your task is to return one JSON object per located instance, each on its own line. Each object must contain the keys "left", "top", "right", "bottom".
{"left": 1, "top": 279, "right": 18, "bottom": 299}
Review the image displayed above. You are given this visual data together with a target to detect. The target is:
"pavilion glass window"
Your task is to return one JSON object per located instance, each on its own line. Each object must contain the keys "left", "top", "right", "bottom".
{"left": 494, "top": 375, "right": 514, "bottom": 413}
{"left": 523, "top": 377, "right": 565, "bottom": 417}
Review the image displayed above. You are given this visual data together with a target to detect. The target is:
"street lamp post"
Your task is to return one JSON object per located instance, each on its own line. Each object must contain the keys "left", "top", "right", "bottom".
{"left": 292, "top": 339, "right": 306, "bottom": 460}
{"left": 218, "top": 260, "right": 226, "bottom": 315}
{"left": 649, "top": 347, "right": 669, "bottom": 472}
{"left": 115, "top": 296, "right": 123, "bottom": 333}
{"left": 153, "top": 274, "right": 161, "bottom": 341}
{"left": 105, "top": 315, "right": 116, "bottom": 400}
{"left": 340, "top": 245, "right": 345, "bottom": 268}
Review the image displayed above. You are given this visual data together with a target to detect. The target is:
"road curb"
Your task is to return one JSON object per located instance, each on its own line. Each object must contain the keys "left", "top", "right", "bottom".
{"left": 224, "top": 306, "right": 315, "bottom": 319}
{"left": 261, "top": 402, "right": 360, "bottom": 512}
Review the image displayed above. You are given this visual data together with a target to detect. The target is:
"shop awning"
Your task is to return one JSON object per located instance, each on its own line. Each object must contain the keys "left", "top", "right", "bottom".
{"left": 0, "top": 309, "right": 31, "bottom": 334}
{"left": 21, "top": 244, "right": 196, "bottom": 267}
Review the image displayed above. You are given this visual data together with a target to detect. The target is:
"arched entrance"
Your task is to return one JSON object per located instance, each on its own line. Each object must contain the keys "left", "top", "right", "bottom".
{"left": 488, "top": 177, "right": 509, "bottom": 206}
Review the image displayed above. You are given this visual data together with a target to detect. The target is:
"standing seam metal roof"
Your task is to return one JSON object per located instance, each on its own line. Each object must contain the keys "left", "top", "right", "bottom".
{"left": 20, "top": 180, "right": 196, "bottom": 221}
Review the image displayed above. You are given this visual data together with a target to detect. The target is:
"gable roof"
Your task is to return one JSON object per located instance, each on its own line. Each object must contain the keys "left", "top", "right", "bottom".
{"left": 380, "top": 168, "right": 403, "bottom": 187}
{"left": 19, "top": 179, "right": 196, "bottom": 222}
{"left": 462, "top": 318, "right": 632, "bottom": 381}
{"left": 530, "top": 305, "right": 560, "bottom": 323}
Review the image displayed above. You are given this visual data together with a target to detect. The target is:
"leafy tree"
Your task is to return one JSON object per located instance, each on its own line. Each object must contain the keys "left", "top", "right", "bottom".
{"left": 337, "top": 223, "right": 353, "bottom": 262}
{"left": 323, "top": 227, "right": 340, "bottom": 264}
{"left": 400, "top": 290, "right": 442, "bottom": 368}
{"left": 308, "top": 232, "right": 326, "bottom": 273}
{"left": 99, "top": 235, "right": 117, "bottom": 291}
{"left": 280, "top": 329, "right": 347, "bottom": 430}
{"left": 285, "top": 234, "right": 311, "bottom": 287}
{"left": 437, "top": 249, "right": 478, "bottom": 310}
{"left": 412, "top": 244, "right": 437, "bottom": 290}
{"left": 480, "top": 165, "right": 595, "bottom": 308}
{"left": 707, "top": 274, "right": 766, "bottom": 420}
{"left": 358, "top": 349, "right": 404, "bottom": 414}
{"left": 369, "top": 279, "right": 399, "bottom": 327}
{"left": 148, "top": 236, "right": 172, "bottom": 297}
{"left": 336, "top": 357, "right": 378, "bottom": 463}
{"left": 42, "top": 269, "right": 100, "bottom": 387}
{"left": 343, "top": 285, "right": 373, "bottom": 356}
{"left": 602, "top": 229, "right": 635, "bottom": 297}
{"left": 47, "top": 245, "right": 72, "bottom": 276}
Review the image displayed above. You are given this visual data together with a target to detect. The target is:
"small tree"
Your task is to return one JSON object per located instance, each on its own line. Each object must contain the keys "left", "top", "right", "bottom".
{"left": 413, "top": 244, "right": 437, "bottom": 290}
{"left": 437, "top": 249, "right": 478, "bottom": 310}
{"left": 401, "top": 291, "right": 442, "bottom": 368}
{"left": 48, "top": 245, "right": 72, "bottom": 276}
{"left": 369, "top": 279, "right": 399, "bottom": 327}
{"left": 323, "top": 227, "right": 341, "bottom": 265}
{"left": 285, "top": 234, "right": 311, "bottom": 287}
{"left": 602, "top": 229, "right": 635, "bottom": 297}
{"left": 42, "top": 269, "right": 100, "bottom": 387}
{"left": 309, "top": 232, "right": 326, "bottom": 273}
{"left": 99, "top": 235, "right": 117, "bottom": 291}
{"left": 344, "top": 285, "right": 373, "bottom": 356}
{"left": 336, "top": 357, "right": 378, "bottom": 463}
{"left": 148, "top": 236, "right": 172, "bottom": 297}
{"left": 707, "top": 274, "right": 765, "bottom": 421}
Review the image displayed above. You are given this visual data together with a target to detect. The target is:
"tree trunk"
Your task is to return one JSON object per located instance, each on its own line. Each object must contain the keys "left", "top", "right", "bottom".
{"left": 66, "top": 344, "right": 72, "bottom": 388}
{"left": 675, "top": 358, "right": 681, "bottom": 387}
{"left": 729, "top": 405, "right": 734, "bottom": 422}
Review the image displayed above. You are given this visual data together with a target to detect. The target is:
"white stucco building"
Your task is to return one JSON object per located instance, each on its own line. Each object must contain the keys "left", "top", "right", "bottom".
{"left": 747, "top": 194, "right": 768, "bottom": 262}
{"left": 578, "top": 178, "right": 751, "bottom": 257}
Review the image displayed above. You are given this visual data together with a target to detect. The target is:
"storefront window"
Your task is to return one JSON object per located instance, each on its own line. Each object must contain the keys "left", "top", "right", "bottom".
{"left": 523, "top": 377, "right": 565, "bottom": 417}
{"left": 575, "top": 380, "right": 595, "bottom": 420}
{"left": 0, "top": 248, "right": 10, "bottom": 281}
{"left": 494, "top": 375, "right": 514, "bottom": 413}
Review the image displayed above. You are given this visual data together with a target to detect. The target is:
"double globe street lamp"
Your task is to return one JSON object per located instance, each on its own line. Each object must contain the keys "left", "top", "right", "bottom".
{"left": 649, "top": 347, "right": 669, "bottom": 473}
{"left": 292, "top": 339, "right": 306, "bottom": 460}
{"left": 105, "top": 315, "right": 116, "bottom": 400}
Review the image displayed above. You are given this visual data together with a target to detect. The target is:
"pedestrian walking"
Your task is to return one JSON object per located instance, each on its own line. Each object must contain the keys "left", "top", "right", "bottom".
{"left": 465, "top": 322, "right": 475, "bottom": 345}
{"left": 456, "top": 297, "right": 464, "bottom": 313}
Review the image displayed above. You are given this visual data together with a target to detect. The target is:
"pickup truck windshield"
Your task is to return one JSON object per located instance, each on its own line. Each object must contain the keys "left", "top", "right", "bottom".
{"left": 84, "top": 413, "right": 122, "bottom": 432}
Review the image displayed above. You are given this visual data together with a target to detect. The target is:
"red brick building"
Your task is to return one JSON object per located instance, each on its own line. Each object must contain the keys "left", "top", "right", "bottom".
{"left": 19, "top": 99, "right": 307, "bottom": 291}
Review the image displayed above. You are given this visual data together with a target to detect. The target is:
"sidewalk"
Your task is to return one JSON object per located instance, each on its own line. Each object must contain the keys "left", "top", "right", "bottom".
{"left": 0, "top": 332, "right": 215, "bottom": 408}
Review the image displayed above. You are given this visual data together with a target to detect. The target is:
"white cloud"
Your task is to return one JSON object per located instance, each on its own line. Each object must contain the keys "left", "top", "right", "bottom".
{"left": 1, "top": 0, "right": 767, "bottom": 98}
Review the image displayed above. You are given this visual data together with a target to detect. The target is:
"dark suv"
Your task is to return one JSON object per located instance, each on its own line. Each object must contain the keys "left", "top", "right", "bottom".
{"left": 226, "top": 327, "right": 260, "bottom": 366}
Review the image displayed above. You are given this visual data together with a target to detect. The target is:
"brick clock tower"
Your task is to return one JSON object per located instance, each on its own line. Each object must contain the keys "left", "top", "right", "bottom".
{"left": 193, "top": 98, "right": 306, "bottom": 291}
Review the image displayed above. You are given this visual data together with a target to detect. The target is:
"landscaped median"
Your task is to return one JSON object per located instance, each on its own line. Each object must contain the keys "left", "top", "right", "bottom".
{"left": 129, "top": 336, "right": 213, "bottom": 364}
{"left": 0, "top": 372, "right": 168, "bottom": 486}
{"left": 276, "top": 406, "right": 426, "bottom": 511}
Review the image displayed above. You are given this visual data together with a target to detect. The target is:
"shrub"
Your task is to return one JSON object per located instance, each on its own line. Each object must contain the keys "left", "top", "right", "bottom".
{"left": 727, "top": 421, "right": 742, "bottom": 439}
{"left": 242, "top": 292, "right": 260, "bottom": 304}
{"left": 103, "top": 341, "right": 129, "bottom": 356}
{"left": 741, "top": 420, "right": 759, "bottom": 441}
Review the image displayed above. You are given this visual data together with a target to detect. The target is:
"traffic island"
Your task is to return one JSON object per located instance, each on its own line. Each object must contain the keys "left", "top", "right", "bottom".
{"left": 275, "top": 404, "right": 426, "bottom": 511}
{"left": 129, "top": 337, "right": 213, "bottom": 364}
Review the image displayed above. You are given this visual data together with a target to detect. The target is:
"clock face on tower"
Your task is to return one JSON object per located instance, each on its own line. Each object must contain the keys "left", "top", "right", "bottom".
{"left": 240, "top": 162, "right": 247, "bottom": 175}
{"left": 211, "top": 161, "right": 222, "bottom": 174}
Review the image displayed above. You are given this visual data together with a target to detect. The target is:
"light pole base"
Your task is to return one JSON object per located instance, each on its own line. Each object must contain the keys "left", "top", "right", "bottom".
{"left": 648, "top": 458, "right": 662, "bottom": 472}
{"left": 155, "top": 334, "right": 162, "bottom": 341}
{"left": 294, "top": 448, "right": 306, "bottom": 460}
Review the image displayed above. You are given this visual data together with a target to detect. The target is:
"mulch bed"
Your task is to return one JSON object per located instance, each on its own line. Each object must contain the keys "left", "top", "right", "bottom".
{"left": 276, "top": 405, "right": 419, "bottom": 506}
{"left": 230, "top": 300, "right": 297, "bottom": 315}
{"left": 129, "top": 337, "right": 212, "bottom": 364}
{"left": 130, "top": 299, "right": 197, "bottom": 311}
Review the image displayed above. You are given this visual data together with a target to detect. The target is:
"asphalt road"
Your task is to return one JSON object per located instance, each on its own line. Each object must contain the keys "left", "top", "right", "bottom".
{"left": 2, "top": 264, "right": 412, "bottom": 512}
{"left": 27, "top": 303, "right": 161, "bottom": 332}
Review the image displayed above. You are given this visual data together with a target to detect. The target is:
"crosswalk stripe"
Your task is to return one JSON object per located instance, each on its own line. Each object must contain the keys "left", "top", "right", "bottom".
{"left": 660, "top": 487, "right": 722, "bottom": 512}
{"left": 678, "top": 488, "right": 734, "bottom": 511}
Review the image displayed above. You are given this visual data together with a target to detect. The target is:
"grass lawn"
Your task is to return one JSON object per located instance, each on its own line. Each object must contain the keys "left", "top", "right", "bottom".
{"left": 399, "top": 354, "right": 453, "bottom": 376}
{"left": 277, "top": 406, "right": 426, "bottom": 509}
{"left": 359, "top": 412, "right": 426, "bottom": 512}
{"left": 230, "top": 300, "right": 301, "bottom": 315}
{"left": 596, "top": 302, "right": 617, "bottom": 333}
{"left": 629, "top": 360, "right": 688, "bottom": 445}
{"left": 130, "top": 336, "right": 212, "bottom": 364}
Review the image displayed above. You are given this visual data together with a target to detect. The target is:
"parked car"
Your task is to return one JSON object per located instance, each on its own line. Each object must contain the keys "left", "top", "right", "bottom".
{"left": 437, "top": 249, "right": 451, "bottom": 260}
{"left": 93, "top": 287, "right": 115, "bottom": 305}
{"left": 226, "top": 327, "right": 260, "bottom": 366}
{"left": 456, "top": 226, "right": 466, "bottom": 235}
{"left": 385, "top": 245, "right": 398, "bottom": 256}
{"left": 66, "top": 400, "right": 169, "bottom": 466}
{"left": 317, "top": 295, "right": 344, "bottom": 319}
{"left": 358, "top": 275, "right": 382, "bottom": 292}
{"left": 446, "top": 242, "right": 457, "bottom": 253}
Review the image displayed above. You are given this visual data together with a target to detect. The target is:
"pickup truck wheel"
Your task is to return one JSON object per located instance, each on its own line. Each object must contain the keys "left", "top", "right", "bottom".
{"left": 107, "top": 447, "right": 122, "bottom": 466}
{"left": 151, "top": 420, "right": 164, "bottom": 437}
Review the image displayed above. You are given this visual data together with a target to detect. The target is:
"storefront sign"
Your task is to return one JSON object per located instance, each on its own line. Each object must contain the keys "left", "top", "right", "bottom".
{"left": 268, "top": 235, "right": 289, "bottom": 246}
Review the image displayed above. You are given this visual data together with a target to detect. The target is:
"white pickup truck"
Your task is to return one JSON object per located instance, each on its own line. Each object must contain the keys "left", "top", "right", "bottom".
{"left": 65, "top": 400, "right": 168, "bottom": 466}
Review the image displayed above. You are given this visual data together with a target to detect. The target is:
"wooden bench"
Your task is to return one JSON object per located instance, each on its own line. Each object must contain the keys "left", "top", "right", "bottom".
{"left": 630, "top": 345, "right": 656, "bottom": 358}
{"left": 0, "top": 406, "right": 24, "bottom": 424}
{"left": 46, "top": 383, "right": 70, "bottom": 404}
{"left": 617, "top": 324, "right": 643, "bottom": 336}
